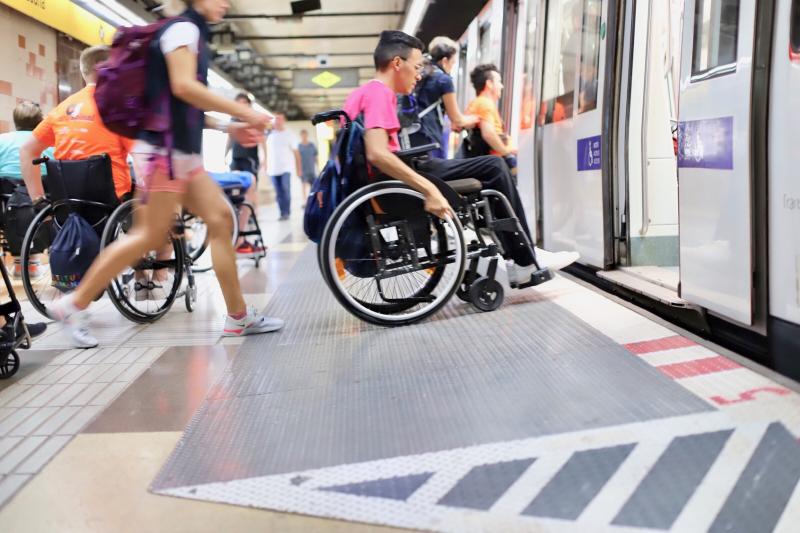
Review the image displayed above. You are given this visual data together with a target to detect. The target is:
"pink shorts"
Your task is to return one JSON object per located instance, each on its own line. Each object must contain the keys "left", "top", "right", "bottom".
{"left": 131, "top": 143, "right": 205, "bottom": 198}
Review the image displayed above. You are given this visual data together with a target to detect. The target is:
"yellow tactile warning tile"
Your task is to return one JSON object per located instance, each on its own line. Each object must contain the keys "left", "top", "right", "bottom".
{"left": 0, "top": 432, "right": 406, "bottom": 533}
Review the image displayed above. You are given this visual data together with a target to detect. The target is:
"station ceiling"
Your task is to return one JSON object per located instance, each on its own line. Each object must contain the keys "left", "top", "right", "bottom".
{"left": 134, "top": 0, "right": 406, "bottom": 119}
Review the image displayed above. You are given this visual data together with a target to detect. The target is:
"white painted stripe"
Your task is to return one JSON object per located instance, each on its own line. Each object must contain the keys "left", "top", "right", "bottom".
{"left": 670, "top": 423, "right": 768, "bottom": 532}
{"left": 576, "top": 437, "right": 673, "bottom": 525}
{"left": 405, "top": 464, "right": 476, "bottom": 506}
{"left": 490, "top": 450, "right": 573, "bottom": 515}
{"left": 773, "top": 476, "right": 800, "bottom": 533}
{"left": 637, "top": 345, "right": 718, "bottom": 367}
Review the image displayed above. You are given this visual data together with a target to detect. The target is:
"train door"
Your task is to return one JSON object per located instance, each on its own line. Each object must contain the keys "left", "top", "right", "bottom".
{"left": 611, "top": 0, "right": 683, "bottom": 294}
{"left": 537, "top": 0, "right": 606, "bottom": 267}
{"left": 768, "top": 0, "right": 800, "bottom": 366}
{"left": 677, "top": 0, "right": 756, "bottom": 325}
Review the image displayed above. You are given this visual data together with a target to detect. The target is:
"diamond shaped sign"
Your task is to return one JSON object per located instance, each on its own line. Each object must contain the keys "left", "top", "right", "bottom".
{"left": 311, "top": 70, "right": 342, "bottom": 89}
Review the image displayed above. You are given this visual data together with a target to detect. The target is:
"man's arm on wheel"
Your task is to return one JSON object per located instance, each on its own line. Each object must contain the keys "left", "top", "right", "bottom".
{"left": 363, "top": 128, "right": 453, "bottom": 219}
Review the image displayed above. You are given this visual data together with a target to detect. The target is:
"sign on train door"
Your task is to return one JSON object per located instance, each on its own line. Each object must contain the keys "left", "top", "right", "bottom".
{"left": 678, "top": 0, "right": 756, "bottom": 324}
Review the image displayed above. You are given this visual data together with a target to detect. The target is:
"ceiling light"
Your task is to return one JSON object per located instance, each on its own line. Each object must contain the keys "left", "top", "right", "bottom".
{"left": 401, "top": 0, "right": 430, "bottom": 35}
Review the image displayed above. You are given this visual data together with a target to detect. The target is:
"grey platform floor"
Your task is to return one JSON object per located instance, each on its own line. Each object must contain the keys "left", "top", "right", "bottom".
{"left": 150, "top": 248, "right": 800, "bottom": 532}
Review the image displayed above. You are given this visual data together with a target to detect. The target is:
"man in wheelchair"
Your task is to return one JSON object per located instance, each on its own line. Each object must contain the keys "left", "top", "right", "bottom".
{"left": 343, "top": 31, "right": 578, "bottom": 287}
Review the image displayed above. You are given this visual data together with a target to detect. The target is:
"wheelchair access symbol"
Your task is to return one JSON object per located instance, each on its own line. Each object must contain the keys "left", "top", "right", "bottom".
{"left": 577, "top": 135, "right": 602, "bottom": 171}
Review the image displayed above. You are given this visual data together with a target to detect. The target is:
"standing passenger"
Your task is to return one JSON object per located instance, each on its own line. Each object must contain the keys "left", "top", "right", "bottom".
{"left": 410, "top": 36, "right": 478, "bottom": 158}
{"left": 297, "top": 129, "right": 317, "bottom": 204}
{"left": 227, "top": 92, "right": 266, "bottom": 255}
{"left": 34, "top": 0, "right": 284, "bottom": 348}
{"left": 266, "top": 113, "right": 300, "bottom": 220}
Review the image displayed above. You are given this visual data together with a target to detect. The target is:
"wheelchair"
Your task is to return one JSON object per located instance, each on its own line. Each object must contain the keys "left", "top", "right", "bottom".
{"left": 202, "top": 171, "right": 266, "bottom": 268}
{"left": 311, "top": 110, "right": 552, "bottom": 327}
{"left": 20, "top": 154, "right": 187, "bottom": 323}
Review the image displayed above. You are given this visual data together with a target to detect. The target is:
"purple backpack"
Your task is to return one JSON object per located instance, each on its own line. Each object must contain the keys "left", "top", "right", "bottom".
{"left": 95, "top": 18, "right": 185, "bottom": 138}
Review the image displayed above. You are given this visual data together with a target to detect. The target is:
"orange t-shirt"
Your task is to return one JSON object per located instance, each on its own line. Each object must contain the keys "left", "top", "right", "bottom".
{"left": 466, "top": 95, "right": 508, "bottom": 155}
{"left": 33, "top": 85, "right": 134, "bottom": 199}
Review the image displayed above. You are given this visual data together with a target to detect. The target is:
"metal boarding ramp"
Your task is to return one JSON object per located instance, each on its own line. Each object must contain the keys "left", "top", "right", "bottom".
{"left": 151, "top": 248, "right": 800, "bottom": 533}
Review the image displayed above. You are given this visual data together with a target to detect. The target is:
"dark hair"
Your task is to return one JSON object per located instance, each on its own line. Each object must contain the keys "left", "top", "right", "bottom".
{"left": 373, "top": 30, "right": 424, "bottom": 70}
{"left": 429, "top": 36, "right": 458, "bottom": 63}
{"left": 235, "top": 92, "right": 252, "bottom": 103}
{"left": 13, "top": 102, "right": 43, "bottom": 131}
{"left": 470, "top": 63, "right": 500, "bottom": 94}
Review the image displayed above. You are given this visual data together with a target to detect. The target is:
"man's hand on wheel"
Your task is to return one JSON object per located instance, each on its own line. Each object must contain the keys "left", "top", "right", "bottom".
{"left": 424, "top": 189, "right": 454, "bottom": 220}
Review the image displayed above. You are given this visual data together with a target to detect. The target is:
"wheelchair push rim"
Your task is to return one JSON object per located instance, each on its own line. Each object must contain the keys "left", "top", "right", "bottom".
{"left": 321, "top": 182, "right": 466, "bottom": 325}
{"left": 101, "top": 199, "right": 184, "bottom": 324}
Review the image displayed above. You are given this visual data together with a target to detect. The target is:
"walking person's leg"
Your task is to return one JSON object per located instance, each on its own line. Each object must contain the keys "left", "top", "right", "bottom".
{"left": 280, "top": 172, "right": 291, "bottom": 218}
{"left": 50, "top": 190, "right": 182, "bottom": 347}
{"left": 183, "top": 171, "right": 283, "bottom": 336}
{"left": 271, "top": 173, "right": 287, "bottom": 219}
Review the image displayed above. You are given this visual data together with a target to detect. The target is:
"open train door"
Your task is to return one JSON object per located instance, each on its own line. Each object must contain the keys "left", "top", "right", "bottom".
{"left": 677, "top": 0, "right": 757, "bottom": 325}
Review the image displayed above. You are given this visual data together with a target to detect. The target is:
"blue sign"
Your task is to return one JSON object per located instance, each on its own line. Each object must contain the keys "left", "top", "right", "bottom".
{"left": 577, "top": 135, "right": 602, "bottom": 171}
{"left": 678, "top": 117, "right": 734, "bottom": 170}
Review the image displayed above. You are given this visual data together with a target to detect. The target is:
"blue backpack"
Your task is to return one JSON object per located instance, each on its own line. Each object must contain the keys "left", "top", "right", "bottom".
{"left": 49, "top": 213, "right": 100, "bottom": 292}
{"left": 303, "top": 118, "right": 367, "bottom": 243}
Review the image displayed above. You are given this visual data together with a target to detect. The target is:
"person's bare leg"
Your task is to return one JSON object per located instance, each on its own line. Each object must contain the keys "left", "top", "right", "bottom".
{"left": 71, "top": 191, "right": 180, "bottom": 309}
{"left": 183, "top": 172, "right": 245, "bottom": 315}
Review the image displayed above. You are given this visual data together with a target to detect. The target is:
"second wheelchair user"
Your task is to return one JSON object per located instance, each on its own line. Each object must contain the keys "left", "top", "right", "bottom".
{"left": 344, "top": 31, "right": 579, "bottom": 284}
{"left": 29, "top": 0, "right": 284, "bottom": 348}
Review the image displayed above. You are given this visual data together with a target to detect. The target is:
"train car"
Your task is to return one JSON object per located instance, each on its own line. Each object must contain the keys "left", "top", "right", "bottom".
{"left": 453, "top": 0, "right": 800, "bottom": 379}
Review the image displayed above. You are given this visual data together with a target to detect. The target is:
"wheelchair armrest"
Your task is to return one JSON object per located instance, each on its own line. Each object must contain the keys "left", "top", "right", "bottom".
{"left": 32, "top": 157, "right": 49, "bottom": 166}
{"left": 396, "top": 143, "right": 440, "bottom": 160}
{"left": 311, "top": 109, "right": 350, "bottom": 126}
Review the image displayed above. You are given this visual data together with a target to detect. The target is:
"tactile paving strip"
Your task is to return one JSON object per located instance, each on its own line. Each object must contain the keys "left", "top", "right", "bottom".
{"left": 150, "top": 248, "right": 800, "bottom": 531}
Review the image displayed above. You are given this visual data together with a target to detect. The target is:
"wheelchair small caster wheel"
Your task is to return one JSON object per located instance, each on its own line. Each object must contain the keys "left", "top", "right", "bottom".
{"left": 0, "top": 350, "right": 20, "bottom": 379}
{"left": 185, "top": 284, "right": 197, "bottom": 312}
{"left": 469, "top": 276, "right": 504, "bottom": 312}
{"left": 456, "top": 286, "right": 471, "bottom": 303}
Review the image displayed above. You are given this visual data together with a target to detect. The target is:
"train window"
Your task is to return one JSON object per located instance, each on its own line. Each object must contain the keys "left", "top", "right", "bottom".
{"left": 792, "top": 0, "right": 800, "bottom": 58}
{"left": 519, "top": 0, "right": 538, "bottom": 130}
{"left": 691, "top": 0, "right": 740, "bottom": 77}
{"left": 578, "top": 0, "right": 602, "bottom": 114}
{"left": 540, "top": 0, "right": 580, "bottom": 124}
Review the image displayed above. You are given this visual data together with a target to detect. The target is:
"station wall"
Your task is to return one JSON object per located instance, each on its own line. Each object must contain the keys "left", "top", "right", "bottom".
{"left": 0, "top": 4, "right": 58, "bottom": 132}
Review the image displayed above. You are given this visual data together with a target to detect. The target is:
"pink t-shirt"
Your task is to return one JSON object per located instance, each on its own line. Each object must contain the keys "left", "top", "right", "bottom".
{"left": 343, "top": 80, "right": 400, "bottom": 152}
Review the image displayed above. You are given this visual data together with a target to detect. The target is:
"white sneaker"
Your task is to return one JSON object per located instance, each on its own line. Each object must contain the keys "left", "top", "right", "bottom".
{"left": 534, "top": 248, "right": 580, "bottom": 271}
{"left": 507, "top": 249, "right": 580, "bottom": 285}
{"left": 222, "top": 306, "right": 284, "bottom": 337}
{"left": 48, "top": 297, "right": 98, "bottom": 349}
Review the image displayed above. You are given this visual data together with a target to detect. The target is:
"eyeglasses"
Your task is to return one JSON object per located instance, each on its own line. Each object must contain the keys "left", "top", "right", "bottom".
{"left": 399, "top": 57, "right": 424, "bottom": 73}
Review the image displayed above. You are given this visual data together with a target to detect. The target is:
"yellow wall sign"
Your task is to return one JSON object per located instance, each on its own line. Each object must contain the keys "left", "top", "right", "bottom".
{"left": 0, "top": 0, "right": 117, "bottom": 46}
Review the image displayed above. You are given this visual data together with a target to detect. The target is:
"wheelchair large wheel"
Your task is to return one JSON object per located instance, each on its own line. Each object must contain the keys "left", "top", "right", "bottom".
{"left": 21, "top": 205, "right": 60, "bottom": 319}
{"left": 101, "top": 199, "right": 184, "bottom": 324}
{"left": 184, "top": 196, "right": 239, "bottom": 273}
{"left": 319, "top": 181, "right": 466, "bottom": 326}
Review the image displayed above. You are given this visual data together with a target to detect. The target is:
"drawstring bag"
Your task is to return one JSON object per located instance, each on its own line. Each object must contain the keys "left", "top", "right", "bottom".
{"left": 49, "top": 213, "right": 100, "bottom": 292}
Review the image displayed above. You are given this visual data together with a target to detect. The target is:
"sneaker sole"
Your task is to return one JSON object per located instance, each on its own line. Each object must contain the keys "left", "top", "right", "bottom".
{"left": 222, "top": 324, "right": 284, "bottom": 337}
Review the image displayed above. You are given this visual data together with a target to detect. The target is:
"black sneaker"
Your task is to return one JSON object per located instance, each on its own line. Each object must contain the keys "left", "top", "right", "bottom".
{"left": 2, "top": 320, "right": 47, "bottom": 340}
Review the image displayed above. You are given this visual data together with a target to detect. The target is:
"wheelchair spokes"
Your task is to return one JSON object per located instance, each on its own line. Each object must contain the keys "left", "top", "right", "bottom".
{"left": 321, "top": 183, "right": 465, "bottom": 325}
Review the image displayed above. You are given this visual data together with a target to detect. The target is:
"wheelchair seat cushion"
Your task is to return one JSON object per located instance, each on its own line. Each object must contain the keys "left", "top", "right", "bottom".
{"left": 446, "top": 178, "right": 483, "bottom": 195}
{"left": 209, "top": 171, "right": 254, "bottom": 190}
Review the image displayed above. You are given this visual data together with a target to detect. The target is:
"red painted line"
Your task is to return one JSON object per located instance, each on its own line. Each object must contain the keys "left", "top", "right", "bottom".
{"left": 624, "top": 335, "right": 697, "bottom": 355}
{"left": 657, "top": 355, "right": 741, "bottom": 379}
{"left": 710, "top": 386, "right": 792, "bottom": 406}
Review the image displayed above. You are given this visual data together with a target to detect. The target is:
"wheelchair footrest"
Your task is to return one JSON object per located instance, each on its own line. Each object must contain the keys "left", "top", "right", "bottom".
{"left": 511, "top": 267, "right": 553, "bottom": 289}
